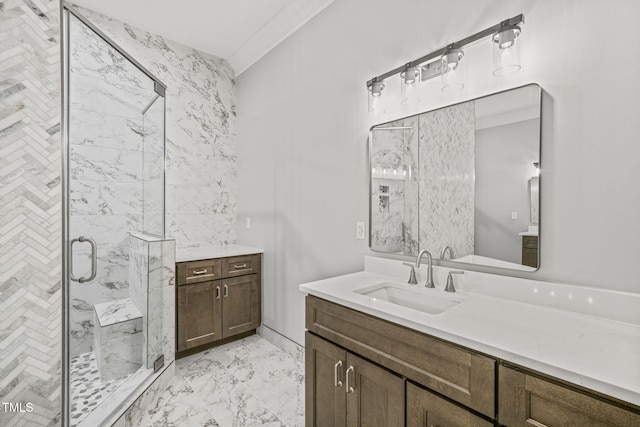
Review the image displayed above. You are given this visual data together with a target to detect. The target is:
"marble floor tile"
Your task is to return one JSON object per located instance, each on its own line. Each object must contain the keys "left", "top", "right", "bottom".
{"left": 146, "top": 375, "right": 220, "bottom": 427}
{"left": 147, "top": 334, "right": 305, "bottom": 426}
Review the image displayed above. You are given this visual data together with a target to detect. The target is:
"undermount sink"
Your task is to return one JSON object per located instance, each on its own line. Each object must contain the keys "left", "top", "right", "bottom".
{"left": 355, "top": 282, "right": 463, "bottom": 314}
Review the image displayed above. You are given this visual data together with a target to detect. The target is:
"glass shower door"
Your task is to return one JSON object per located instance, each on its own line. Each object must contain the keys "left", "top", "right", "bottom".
{"left": 64, "top": 8, "right": 166, "bottom": 426}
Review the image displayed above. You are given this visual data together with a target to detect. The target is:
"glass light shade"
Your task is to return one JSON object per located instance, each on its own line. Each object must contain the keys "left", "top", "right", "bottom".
{"left": 441, "top": 50, "right": 464, "bottom": 92}
{"left": 368, "top": 81, "right": 386, "bottom": 115}
{"left": 400, "top": 67, "right": 421, "bottom": 105}
{"left": 493, "top": 26, "right": 521, "bottom": 76}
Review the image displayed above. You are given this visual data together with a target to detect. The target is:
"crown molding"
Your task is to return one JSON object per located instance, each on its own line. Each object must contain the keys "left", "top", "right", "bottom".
{"left": 230, "top": 0, "right": 335, "bottom": 76}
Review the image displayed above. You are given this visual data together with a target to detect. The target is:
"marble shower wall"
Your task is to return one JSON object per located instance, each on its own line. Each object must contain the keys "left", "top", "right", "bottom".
{"left": 418, "top": 102, "right": 475, "bottom": 257}
{"left": 68, "top": 13, "right": 162, "bottom": 356}
{"left": 370, "top": 118, "right": 419, "bottom": 254}
{"left": 75, "top": 6, "right": 238, "bottom": 249}
{"left": 129, "top": 235, "right": 176, "bottom": 369}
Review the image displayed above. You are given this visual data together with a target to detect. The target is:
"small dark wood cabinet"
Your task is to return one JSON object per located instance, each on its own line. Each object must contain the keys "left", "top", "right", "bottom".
{"left": 407, "top": 382, "right": 492, "bottom": 427}
{"left": 499, "top": 365, "right": 640, "bottom": 427}
{"left": 305, "top": 332, "right": 404, "bottom": 427}
{"left": 305, "top": 295, "right": 640, "bottom": 427}
{"left": 176, "top": 253, "right": 261, "bottom": 356}
{"left": 522, "top": 235, "right": 539, "bottom": 268}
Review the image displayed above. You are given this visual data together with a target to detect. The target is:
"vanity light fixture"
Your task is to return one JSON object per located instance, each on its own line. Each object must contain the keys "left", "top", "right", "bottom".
{"left": 493, "top": 23, "right": 522, "bottom": 76}
{"left": 367, "top": 78, "right": 386, "bottom": 115}
{"left": 365, "top": 13, "right": 524, "bottom": 113}
{"left": 401, "top": 64, "right": 421, "bottom": 105}
{"left": 440, "top": 47, "right": 465, "bottom": 92}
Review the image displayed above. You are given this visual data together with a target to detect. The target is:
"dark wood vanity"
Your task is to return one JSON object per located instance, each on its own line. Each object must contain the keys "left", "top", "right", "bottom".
{"left": 521, "top": 235, "right": 539, "bottom": 268}
{"left": 305, "top": 295, "right": 640, "bottom": 427}
{"left": 175, "top": 253, "right": 261, "bottom": 358}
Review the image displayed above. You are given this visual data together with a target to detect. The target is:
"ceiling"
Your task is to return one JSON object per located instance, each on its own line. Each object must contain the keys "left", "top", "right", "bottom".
{"left": 70, "top": 0, "right": 335, "bottom": 75}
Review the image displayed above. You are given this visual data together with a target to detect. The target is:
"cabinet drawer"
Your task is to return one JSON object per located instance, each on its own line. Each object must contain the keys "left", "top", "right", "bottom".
{"left": 407, "top": 382, "right": 493, "bottom": 427}
{"left": 306, "top": 296, "right": 496, "bottom": 418}
{"left": 177, "top": 259, "right": 222, "bottom": 285}
{"left": 221, "top": 254, "right": 261, "bottom": 278}
{"left": 522, "top": 236, "right": 538, "bottom": 249}
{"left": 499, "top": 365, "right": 640, "bottom": 427}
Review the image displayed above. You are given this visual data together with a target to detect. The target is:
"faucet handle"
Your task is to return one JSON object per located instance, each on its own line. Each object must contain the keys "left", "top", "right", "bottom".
{"left": 445, "top": 270, "right": 464, "bottom": 293}
{"left": 402, "top": 262, "right": 418, "bottom": 285}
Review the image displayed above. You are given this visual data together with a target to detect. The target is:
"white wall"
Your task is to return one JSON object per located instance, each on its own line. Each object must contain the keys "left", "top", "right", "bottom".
{"left": 475, "top": 118, "right": 540, "bottom": 264}
{"left": 237, "top": 0, "right": 640, "bottom": 345}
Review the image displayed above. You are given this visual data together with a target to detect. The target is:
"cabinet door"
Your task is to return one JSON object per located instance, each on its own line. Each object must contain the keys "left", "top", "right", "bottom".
{"left": 221, "top": 274, "right": 260, "bottom": 338}
{"left": 177, "top": 280, "right": 222, "bottom": 352}
{"left": 346, "top": 352, "right": 405, "bottom": 427}
{"left": 499, "top": 365, "right": 640, "bottom": 427}
{"left": 305, "top": 332, "right": 347, "bottom": 427}
{"left": 407, "top": 382, "right": 492, "bottom": 427}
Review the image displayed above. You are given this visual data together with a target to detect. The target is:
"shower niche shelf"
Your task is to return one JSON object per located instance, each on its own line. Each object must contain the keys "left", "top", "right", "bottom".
{"left": 175, "top": 253, "right": 262, "bottom": 358}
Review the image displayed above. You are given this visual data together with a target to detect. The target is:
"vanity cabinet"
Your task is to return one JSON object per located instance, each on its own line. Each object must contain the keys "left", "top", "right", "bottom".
{"left": 305, "top": 295, "right": 640, "bottom": 427}
{"left": 305, "top": 332, "right": 404, "bottom": 427}
{"left": 521, "top": 235, "right": 538, "bottom": 268}
{"left": 499, "top": 365, "right": 640, "bottom": 427}
{"left": 305, "top": 295, "right": 495, "bottom": 425}
{"left": 176, "top": 254, "right": 261, "bottom": 356}
{"left": 407, "top": 382, "right": 493, "bottom": 427}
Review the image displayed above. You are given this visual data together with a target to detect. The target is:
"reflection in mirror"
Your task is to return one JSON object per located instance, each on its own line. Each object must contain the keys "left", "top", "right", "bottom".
{"left": 369, "top": 84, "right": 541, "bottom": 272}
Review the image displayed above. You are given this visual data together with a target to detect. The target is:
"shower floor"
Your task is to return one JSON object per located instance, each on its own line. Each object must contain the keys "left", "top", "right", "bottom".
{"left": 69, "top": 352, "right": 135, "bottom": 426}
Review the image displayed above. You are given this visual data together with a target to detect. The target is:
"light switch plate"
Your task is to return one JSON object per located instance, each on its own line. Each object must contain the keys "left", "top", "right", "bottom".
{"left": 356, "top": 222, "right": 365, "bottom": 240}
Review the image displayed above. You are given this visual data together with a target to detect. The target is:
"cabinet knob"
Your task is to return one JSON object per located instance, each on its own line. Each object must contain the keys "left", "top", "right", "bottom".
{"left": 192, "top": 269, "right": 208, "bottom": 275}
{"left": 223, "top": 284, "right": 229, "bottom": 298}
{"left": 234, "top": 263, "right": 247, "bottom": 269}
{"left": 216, "top": 286, "right": 221, "bottom": 300}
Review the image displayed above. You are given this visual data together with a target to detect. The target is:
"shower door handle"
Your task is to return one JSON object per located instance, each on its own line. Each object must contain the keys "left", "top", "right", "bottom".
{"left": 70, "top": 236, "right": 97, "bottom": 283}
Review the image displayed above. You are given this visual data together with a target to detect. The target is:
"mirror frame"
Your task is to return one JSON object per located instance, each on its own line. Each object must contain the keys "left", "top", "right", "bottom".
{"left": 368, "top": 83, "right": 543, "bottom": 274}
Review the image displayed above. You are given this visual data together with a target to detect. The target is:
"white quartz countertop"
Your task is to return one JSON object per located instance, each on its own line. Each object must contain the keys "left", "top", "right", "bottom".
{"left": 176, "top": 244, "right": 263, "bottom": 263}
{"left": 299, "top": 260, "right": 640, "bottom": 406}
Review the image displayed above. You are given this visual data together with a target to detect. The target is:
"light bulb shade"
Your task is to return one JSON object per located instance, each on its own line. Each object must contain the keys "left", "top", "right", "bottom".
{"left": 441, "top": 50, "right": 464, "bottom": 92}
{"left": 368, "top": 81, "right": 385, "bottom": 96}
{"left": 367, "top": 81, "right": 386, "bottom": 115}
{"left": 400, "top": 67, "right": 421, "bottom": 105}
{"left": 400, "top": 67, "right": 420, "bottom": 85}
{"left": 493, "top": 25, "right": 521, "bottom": 76}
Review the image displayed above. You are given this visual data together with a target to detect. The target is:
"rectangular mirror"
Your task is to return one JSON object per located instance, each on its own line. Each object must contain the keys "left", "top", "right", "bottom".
{"left": 369, "top": 84, "right": 541, "bottom": 272}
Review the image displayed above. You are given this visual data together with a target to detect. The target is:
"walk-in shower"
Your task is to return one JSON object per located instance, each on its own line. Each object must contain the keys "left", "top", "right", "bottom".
{"left": 62, "top": 6, "right": 169, "bottom": 426}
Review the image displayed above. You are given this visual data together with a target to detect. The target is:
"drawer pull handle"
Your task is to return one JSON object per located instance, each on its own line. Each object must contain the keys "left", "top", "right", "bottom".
{"left": 192, "top": 269, "right": 208, "bottom": 275}
{"left": 216, "top": 286, "right": 220, "bottom": 300}
{"left": 234, "top": 263, "right": 247, "bottom": 269}
{"left": 223, "top": 284, "right": 229, "bottom": 298}
{"left": 334, "top": 360, "right": 343, "bottom": 387}
{"left": 345, "top": 366, "right": 354, "bottom": 394}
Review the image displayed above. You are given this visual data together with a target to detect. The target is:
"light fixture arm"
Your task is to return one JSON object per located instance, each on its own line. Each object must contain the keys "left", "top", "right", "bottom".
{"left": 366, "top": 13, "right": 524, "bottom": 89}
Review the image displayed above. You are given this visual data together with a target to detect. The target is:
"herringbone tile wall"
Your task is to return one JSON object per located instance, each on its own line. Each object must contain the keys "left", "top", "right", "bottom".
{"left": 0, "top": 0, "right": 62, "bottom": 425}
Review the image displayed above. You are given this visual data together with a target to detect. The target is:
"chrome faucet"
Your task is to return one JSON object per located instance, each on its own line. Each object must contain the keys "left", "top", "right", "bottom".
{"left": 445, "top": 270, "right": 464, "bottom": 292}
{"left": 415, "top": 249, "right": 435, "bottom": 288}
{"left": 440, "top": 245, "right": 455, "bottom": 260}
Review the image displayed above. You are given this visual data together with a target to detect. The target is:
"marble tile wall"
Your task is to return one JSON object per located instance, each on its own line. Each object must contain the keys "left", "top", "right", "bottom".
{"left": 0, "top": 0, "right": 62, "bottom": 425}
{"left": 68, "top": 13, "right": 161, "bottom": 357}
{"left": 418, "top": 102, "right": 475, "bottom": 257}
{"left": 75, "top": 6, "right": 238, "bottom": 249}
{"left": 370, "top": 118, "right": 419, "bottom": 255}
{"left": 129, "top": 235, "right": 176, "bottom": 369}
{"left": 128, "top": 236, "right": 149, "bottom": 366}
